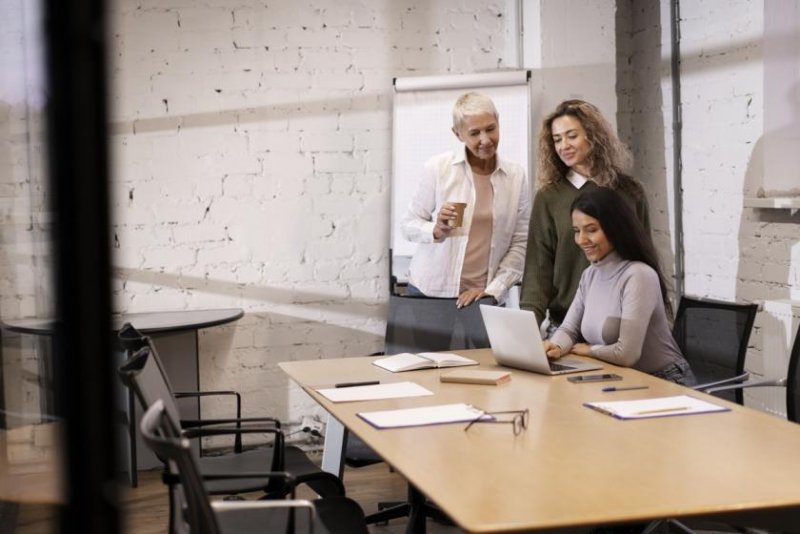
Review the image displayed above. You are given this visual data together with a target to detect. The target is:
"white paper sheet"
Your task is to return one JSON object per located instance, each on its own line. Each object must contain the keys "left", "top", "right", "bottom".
{"left": 358, "top": 403, "right": 485, "bottom": 428}
{"left": 584, "top": 394, "right": 730, "bottom": 419}
{"left": 315, "top": 381, "right": 433, "bottom": 403}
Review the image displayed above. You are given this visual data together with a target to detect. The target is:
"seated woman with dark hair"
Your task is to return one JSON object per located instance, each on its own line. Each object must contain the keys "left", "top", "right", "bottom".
{"left": 542, "top": 187, "right": 695, "bottom": 385}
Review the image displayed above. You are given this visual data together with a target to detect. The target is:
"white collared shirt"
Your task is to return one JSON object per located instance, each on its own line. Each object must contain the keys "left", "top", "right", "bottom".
{"left": 400, "top": 149, "right": 531, "bottom": 304}
{"left": 566, "top": 169, "right": 589, "bottom": 189}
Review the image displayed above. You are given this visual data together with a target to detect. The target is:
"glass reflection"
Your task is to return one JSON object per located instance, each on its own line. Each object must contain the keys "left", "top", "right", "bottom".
{"left": 1, "top": 0, "right": 59, "bottom": 531}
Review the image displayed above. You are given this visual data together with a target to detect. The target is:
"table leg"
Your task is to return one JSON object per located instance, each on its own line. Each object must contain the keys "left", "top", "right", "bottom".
{"left": 407, "top": 485, "right": 427, "bottom": 534}
{"left": 0, "top": 329, "right": 5, "bottom": 430}
{"left": 127, "top": 387, "right": 137, "bottom": 487}
{"left": 321, "top": 412, "right": 346, "bottom": 478}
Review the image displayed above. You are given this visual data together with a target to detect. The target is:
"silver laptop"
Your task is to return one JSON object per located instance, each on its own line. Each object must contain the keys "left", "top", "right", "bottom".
{"left": 479, "top": 305, "right": 603, "bottom": 375}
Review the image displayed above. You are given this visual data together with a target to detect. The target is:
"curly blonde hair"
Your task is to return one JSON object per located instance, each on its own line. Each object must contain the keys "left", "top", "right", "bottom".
{"left": 537, "top": 100, "right": 632, "bottom": 189}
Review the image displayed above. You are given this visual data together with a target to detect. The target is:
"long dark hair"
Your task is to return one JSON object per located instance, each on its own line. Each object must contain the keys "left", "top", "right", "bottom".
{"left": 570, "top": 187, "right": 672, "bottom": 315}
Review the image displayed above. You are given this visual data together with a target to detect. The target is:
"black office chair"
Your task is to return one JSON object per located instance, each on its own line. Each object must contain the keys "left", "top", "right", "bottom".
{"left": 707, "top": 319, "right": 800, "bottom": 422}
{"left": 118, "top": 323, "right": 249, "bottom": 462}
{"left": 120, "top": 335, "right": 348, "bottom": 518}
{"left": 672, "top": 296, "right": 758, "bottom": 404}
{"left": 140, "top": 400, "right": 369, "bottom": 534}
{"left": 344, "top": 294, "right": 492, "bottom": 529}
{"left": 120, "top": 344, "right": 347, "bottom": 533}
{"left": 118, "top": 323, "right": 252, "bottom": 487}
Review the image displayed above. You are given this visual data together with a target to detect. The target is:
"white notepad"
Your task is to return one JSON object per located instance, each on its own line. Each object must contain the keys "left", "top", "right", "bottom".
{"left": 358, "top": 403, "right": 485, "bottom": 429}
{"left": 315, "top": 381, "right": 433, "bottom": 403}
{"left": 584, "top": 394, "right": 730, "bottom": 420}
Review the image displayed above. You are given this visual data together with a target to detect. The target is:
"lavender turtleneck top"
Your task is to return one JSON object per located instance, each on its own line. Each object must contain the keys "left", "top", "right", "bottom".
{"left": 550, "top": 251, "right": 685, "bottom": 373}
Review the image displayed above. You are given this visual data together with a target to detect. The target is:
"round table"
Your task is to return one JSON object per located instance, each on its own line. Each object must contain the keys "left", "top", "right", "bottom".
{"left": 0, "top": 308, "right": 244, "bottom": 486}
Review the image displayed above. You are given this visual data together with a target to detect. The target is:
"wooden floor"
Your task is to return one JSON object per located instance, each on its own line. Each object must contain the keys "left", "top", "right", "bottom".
{"left": 8, "top": 452, "right": 751, "bottom": 534}
{"left": 11, "top": 459, "right": 466, "bottom": 533}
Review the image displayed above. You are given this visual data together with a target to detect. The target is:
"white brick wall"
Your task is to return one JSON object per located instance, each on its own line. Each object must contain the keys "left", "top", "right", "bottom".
{"left": 3, "top": 0, "right": 798, "bottom": 435}
{"left": 618, "top": 0, "right": 800, "bottom": 408}
{"left": 617, "top": 0, "right": 677, "bottom": 285}
{"left": 679, "top": 0, "right": 764, "bottom": 302}
{"left": 108, "top": 0, "right": 518, "bottom": 425}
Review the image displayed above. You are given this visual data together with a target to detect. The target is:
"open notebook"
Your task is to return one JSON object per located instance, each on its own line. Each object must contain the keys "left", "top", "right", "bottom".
{"left": 373, "top": 352, "right": 477, "bottom": 373}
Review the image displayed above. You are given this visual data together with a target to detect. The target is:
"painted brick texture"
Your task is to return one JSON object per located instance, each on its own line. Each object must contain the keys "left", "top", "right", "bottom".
{"left": 5, "top": 0, "right": 799, "bottom": 436}
{"left": 618, "top": 0, "right": 800, "bottom": 389}
{"left": 108, "top": 0, "right": 517, "bottom": 427}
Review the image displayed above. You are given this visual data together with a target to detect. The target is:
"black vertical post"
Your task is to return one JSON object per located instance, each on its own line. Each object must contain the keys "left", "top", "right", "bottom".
{"left": 670, "top": 0, "right": 685, "bottom": 302}
{"left": 43, "top": 0, "right": 118, "bottom": 531}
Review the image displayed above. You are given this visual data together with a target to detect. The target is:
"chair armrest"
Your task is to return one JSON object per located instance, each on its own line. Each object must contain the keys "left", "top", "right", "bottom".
{"left": 176, "top": 390, "right": 278, "bottom": 453}
{"left": 211, "top": 498, "right": 313, "bottom": 512}
{"left": 706, "top": 377, "right": 787, "bottom": 396}
{"left": 163, "top": 469, "right": 298, "bottom": 497}
{"left": 181, "top": 416, "right": 281, "bottom": 454}
{"left": 211, "top": 498, "right": 316, "bottom": 534}
{"left": 175, "top": 390, "right": 239, "bottom": 404}
{"left": 176, "top": 390, "right": 241, "bottom": 451}
{"left": 181, "top": 425, "right": 282, "bottom": 441}
{"left": 181, "top": 417, "right": 280, "bottom": 428}
{"left": 692, "top": 371, "right": 750, "bottom": 392}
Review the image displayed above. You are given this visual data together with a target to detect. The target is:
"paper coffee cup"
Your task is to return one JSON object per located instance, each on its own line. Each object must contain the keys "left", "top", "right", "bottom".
{"left": 448, "top": 202, "right": 467, "bottom": 228}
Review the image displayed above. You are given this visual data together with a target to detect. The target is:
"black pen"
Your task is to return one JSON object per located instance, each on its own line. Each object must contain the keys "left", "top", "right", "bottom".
{"left": 602, "top": 386, "right": 649, "bottom": 392}
{"left": 334, "top": 380, "right": 380, "bottom": 388}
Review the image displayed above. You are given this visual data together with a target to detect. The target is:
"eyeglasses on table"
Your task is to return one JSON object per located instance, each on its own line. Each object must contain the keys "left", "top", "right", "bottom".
{"left": 464, "top": 408, "right": 529, "bottom": 435}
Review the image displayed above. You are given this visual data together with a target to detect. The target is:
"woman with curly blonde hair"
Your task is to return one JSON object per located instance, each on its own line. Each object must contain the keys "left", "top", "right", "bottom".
{"left": 520, "top": 99, "right": 651, "bottom": 335}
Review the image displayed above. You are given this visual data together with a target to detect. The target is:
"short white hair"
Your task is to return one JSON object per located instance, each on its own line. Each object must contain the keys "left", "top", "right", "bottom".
{"left": 452, "top": 92, "right": 498, "bottom": 129}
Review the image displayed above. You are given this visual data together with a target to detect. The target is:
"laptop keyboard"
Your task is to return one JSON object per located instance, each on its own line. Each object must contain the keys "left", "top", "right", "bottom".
{"left": 549, "top": 362, "right": 574, "bottom": 372}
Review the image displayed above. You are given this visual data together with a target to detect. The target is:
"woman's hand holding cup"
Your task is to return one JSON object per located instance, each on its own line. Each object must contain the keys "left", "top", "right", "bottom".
{"left": 433, "top": 202, "right": 467, "bottom": 240}
{"left": 433, "top": 203, "right": 457, "bottom": 239}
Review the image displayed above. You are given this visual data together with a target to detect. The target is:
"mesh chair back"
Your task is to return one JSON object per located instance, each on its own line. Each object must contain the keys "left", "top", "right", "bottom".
{"left": 118, "top": 345, "right": 184, "bottom": 433}
{"left": 140, "top": 400, "right": 225, "bottom": 534}
{"left": 141, "top": 401, "right": 313, "bottom": 534}
{"left": 384, "top": 295, "right": 492, "bottom": 354}
{"left": 118, "top": 322, "right": 148, "bottom": 352}
{"left": 672, "top": 297, "right": 757, "bottom": 404}
{"left": 118, "top": 323, "right": 181, "bottom": 397}
{"left": 787, "top": 323, "right": 800, "bottom": 423}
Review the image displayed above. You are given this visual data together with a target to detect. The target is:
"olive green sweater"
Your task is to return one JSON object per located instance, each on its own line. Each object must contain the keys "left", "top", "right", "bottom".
{"left": 520, "top": 178, "right": 650, "bottom": 326}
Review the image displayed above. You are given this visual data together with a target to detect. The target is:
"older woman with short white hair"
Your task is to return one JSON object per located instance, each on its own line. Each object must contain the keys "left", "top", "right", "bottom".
{"left": 400, "top": 92, "right": 530, "bottom": 308}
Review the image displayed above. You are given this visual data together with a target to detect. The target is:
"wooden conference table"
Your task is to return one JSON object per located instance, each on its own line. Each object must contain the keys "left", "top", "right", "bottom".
{"left": 281, "top": 349, "right": 800, "bottom": 533}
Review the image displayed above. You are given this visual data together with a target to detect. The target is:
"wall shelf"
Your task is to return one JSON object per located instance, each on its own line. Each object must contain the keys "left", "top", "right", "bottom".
{"left": 743, "top": 197, "right": 800, "bottom": 209}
